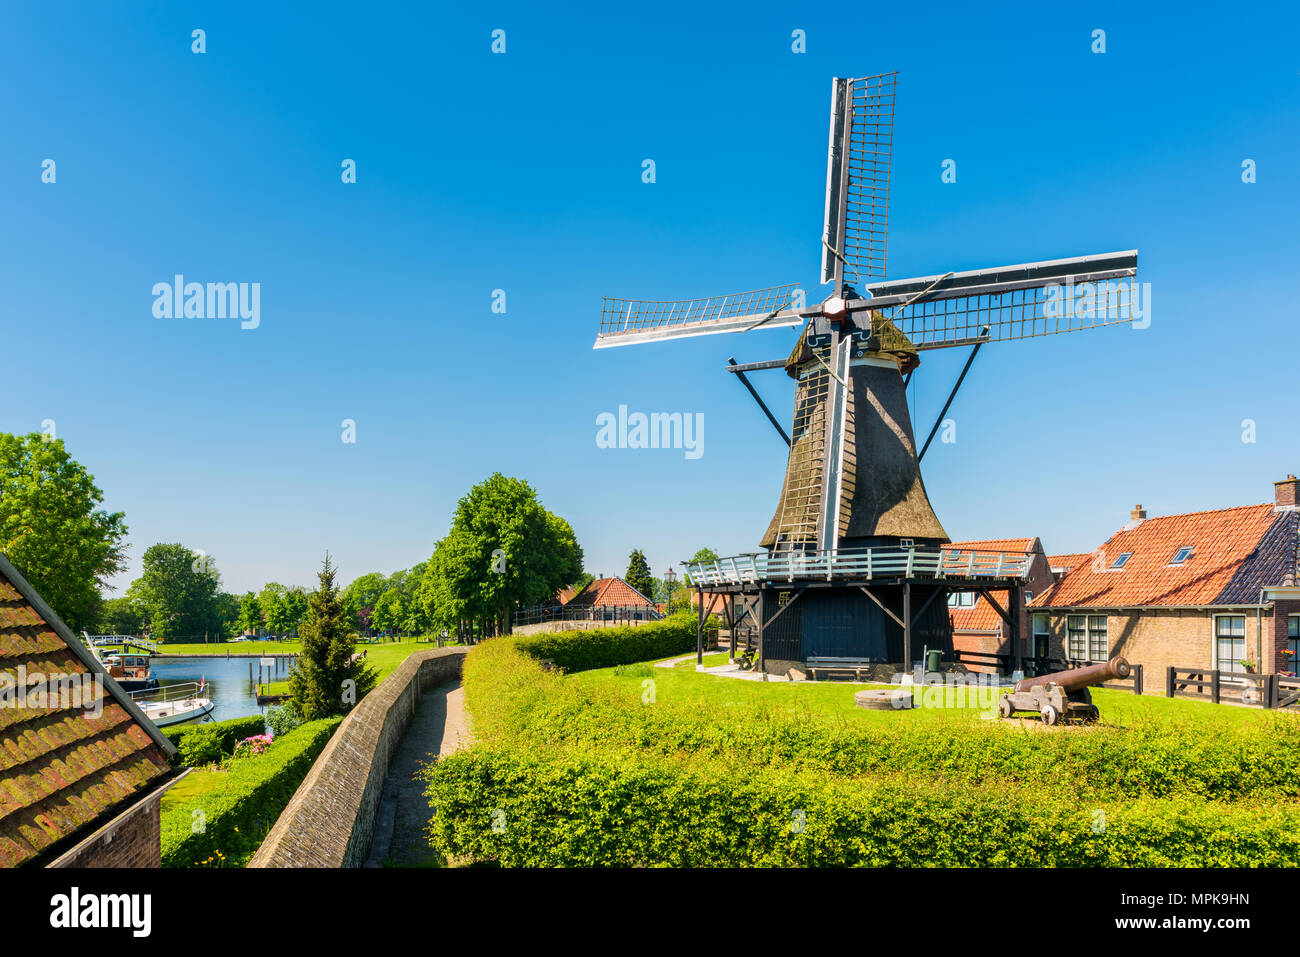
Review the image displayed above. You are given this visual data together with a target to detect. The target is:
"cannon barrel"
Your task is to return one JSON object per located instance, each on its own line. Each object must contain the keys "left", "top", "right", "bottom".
{"left": 1014, "top": 656, "right": 1130, "bottom": 694}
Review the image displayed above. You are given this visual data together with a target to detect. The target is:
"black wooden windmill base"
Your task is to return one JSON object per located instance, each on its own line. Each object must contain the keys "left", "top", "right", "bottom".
{"left": 692, "top": 561, "right": 1025, "bottom": 680}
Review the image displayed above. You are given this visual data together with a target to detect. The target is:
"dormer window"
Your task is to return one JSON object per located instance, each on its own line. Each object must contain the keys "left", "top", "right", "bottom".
{"left": 1169, "top": 546, "right": 1194, "bottom": 565}
{"left": 1110, "top": 552, "right": 1132, "bottom": 569}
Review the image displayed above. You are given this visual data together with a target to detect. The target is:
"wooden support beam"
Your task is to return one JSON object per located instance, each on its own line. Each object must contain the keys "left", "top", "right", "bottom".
{"left": 903, "top": 582, "right": 913, "bottom": 668}
{"left": 977, "top": 588, "right": 1014, "bottom": 627}
{"left": 910, "top": 585, "right": 945, "bottom": 629}
{"left": 762, "top": 588, "right": 805, "bottom": 629}
{"left": 858, "top": 586, "right": 904, "bottom": 629}
{"left": 696, "top": 588, "right": 704, "bottom": 665}
{"left": 1008, "top": 584, "right": 1021, "bottom": 673}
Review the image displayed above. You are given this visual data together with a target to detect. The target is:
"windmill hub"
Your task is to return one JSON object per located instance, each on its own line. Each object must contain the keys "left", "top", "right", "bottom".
{"left": 595, "top": 70, "right": 1141, "bottom": 679}
{"left": 820, "top": 295, "right": 849, "bottom": 321}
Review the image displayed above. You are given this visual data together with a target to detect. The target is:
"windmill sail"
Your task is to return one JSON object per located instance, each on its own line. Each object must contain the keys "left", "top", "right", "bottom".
{"left": 823, "top": 72, "right": 896, "bottom": 291}
{"left": 594, "top": 283, "right": 804, "bottom": 348}
{"left": 863, "top": 250, "right": 1141, "bottom": 350}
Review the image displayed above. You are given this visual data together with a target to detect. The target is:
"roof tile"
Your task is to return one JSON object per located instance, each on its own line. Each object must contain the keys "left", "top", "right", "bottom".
{"left": 1032, "top": 505, "right": 1297, "bottom": 608}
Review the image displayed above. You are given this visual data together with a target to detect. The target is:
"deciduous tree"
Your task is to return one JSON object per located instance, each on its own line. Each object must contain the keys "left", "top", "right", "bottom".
{"left": 126, "top": 543, "right": 223, "bottom": 641}
{"left": 0, "top": 433, "right": 128, "bottom": 629}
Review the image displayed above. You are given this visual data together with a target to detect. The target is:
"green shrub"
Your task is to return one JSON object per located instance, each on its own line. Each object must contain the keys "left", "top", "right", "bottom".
{"left": 512, "top": 611, "right": 704, "bottom": 673}
{"left": 164, "top": 714, "right": 267, "bottom": 761}
{"left": 267, "top": 699, "right": 304, "bottom": 738}
{"left": 425, "top": 746, "right": 1300, "bottom": 868}
{"left": 161, "top": 717, "right": 342, "bottom": 867}
{"left": 177, "top": 726, "right": 224, "bottom": 768}
{"left": 462, "top": 638, "right": 1300, "bottom": 803}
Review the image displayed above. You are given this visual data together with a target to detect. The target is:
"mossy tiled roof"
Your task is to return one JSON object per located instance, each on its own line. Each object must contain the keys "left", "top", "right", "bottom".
{"left": 0, "top": 561, "right": 170, "bottom": 867}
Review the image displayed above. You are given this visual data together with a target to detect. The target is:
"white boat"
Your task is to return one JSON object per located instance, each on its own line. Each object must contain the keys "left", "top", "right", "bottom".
{"left": 128, "top": 681, "right": 215, "bottom": 727}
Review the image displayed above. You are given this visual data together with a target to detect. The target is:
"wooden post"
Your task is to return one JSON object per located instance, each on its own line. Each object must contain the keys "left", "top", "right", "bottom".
{"left": 1211, "top": 669, "right": 1221, "bottom": 704}
{"left": 696, "top": 589, "right": 704, "bottom": 665}
{"left": 1008, "top": 583, "right": 1021, "bottom": 675}
{"left": 1267, "top": 673, "right": 1279, "bottom": 709}
{"left": 1132, "top": 663, "right": 1143, "bottom": 696}
{"left": 756, "top": 589, "right": 765, "bottom": 670}
{"left": 902, "top": 581, "right": 912, "bottom": 669}
{"left": 1166, "top": 666, "right": 1175, "bottom": 698}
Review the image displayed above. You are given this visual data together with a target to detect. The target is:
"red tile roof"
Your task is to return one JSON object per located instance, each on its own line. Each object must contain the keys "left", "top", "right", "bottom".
{"left": 0, "top": 555, "right": 172, "bottom": 867}
{"left": 1047, "top": 553, "right": 1091, "bottom": 573}
{"left": 948, "top": 538, "right": 1035, "bottom": 553}
{"left": 1032, "top": 504, "right": 1298, "bottom": 609}
{"left": 564, "top": 577, "right": 656, "bottom": 609}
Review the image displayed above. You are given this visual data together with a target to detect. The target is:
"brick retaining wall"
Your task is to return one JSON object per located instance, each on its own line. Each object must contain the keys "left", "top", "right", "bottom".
{"left": 248, "top": 646, "right": 468, "bottom": 868}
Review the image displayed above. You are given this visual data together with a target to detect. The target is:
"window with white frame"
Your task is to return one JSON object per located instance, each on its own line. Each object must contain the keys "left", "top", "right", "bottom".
{"left": 1032, "top": 614, "right": 1050, "bottom": 658}
{"left": 1067, "top": 615, "right": 1087, "bottom": 660}
{"left": 947, "top": 591, "right": 976, "bottom": 608}
{"left": 1215, "top": 615, "right": 1246, "bottom": 674}
{"left": 1286, "top": 615, "right": 1299, "bottom": 674}
{"left": 1088, "top": 615, "right": 1108, "bottom": 660}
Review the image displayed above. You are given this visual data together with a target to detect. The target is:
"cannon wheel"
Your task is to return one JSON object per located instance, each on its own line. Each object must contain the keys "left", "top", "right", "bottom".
{"left": 1040, "top": 704, "right": 1061, "bottom": 726}
{"left": 998, "top": 696, "right": 1014, "bottom": 718}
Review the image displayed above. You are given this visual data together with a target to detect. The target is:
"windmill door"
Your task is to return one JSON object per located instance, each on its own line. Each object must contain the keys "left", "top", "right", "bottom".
{"left": 802, "top": 593, "right": 868, "bottom": 659}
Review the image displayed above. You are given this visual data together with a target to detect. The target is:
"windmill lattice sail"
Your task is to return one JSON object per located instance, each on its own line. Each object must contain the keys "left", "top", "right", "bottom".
{"left": 594, "top": 283, "right": 804, "bottom": 349}
{"left": 822, "top": 72, "right": 896, "bottom": 292}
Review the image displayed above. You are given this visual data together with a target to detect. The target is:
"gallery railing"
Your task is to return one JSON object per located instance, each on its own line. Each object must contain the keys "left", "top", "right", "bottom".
{"left": 685, "top": 547, "right": 1033, "bottom": 587}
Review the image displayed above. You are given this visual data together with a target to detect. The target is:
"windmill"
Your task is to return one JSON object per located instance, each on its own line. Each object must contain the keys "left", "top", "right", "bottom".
{"left": 594, "top": 72, "right": 1141, "bottom": 675}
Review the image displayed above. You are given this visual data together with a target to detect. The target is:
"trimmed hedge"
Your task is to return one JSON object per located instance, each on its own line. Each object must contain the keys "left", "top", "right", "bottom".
{"left": 164, "top": 715, "right": 267, "bottom": 764}
{"left": 161, "top": 717, "right": 342, "bottom": 867}
{"left": 462, "top": 638, "right": 1300, "bottom": 802}
{"left": 430, "top": 626, "right": 1300, "bottom": 866}
{"left": 426, "top": 746, "right": 1300, "bottom": 867}
{"left": 512, "top": 611, "right": 704, "bottom": 673}
{"left": 460, "top": 639, "right": 1300, "bottom": 806}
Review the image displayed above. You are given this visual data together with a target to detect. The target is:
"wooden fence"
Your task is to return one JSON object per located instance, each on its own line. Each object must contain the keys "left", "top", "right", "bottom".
{"left": 1166, "top": 667, "right": 1300, "bottom": 709}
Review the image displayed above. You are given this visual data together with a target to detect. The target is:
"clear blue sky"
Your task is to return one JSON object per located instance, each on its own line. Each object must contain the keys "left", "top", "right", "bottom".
{"left": 2, "top": 2, "right": 1297, "bottom": 595}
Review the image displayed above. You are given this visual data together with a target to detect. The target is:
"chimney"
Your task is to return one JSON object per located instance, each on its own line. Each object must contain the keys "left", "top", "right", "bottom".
{"left": 1121, "top": 505, "right": 1146, "bottom": 531}
{"left": 1275, "top": 475, "right": 1299, "bottom": 510}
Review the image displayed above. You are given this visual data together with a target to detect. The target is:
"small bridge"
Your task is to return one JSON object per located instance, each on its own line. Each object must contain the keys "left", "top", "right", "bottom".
{"left": 83, "top": 634, "right": 159, "bottom": 654}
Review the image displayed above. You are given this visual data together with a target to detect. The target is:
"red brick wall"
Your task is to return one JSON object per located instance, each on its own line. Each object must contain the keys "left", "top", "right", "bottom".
{"left": 48, "top": 791, "right": 162, "bottom": 868}
{"left": 1270, "top": 600, "right": 1300, "bottom": 675}
{"left": 1032, "top": 608, "right": 1263, "bottom": 694}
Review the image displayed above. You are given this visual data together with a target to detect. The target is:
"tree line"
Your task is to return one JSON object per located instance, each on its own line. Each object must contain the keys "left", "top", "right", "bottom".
{"left": 1, "top": 431, "right": 720, "bottom": 643}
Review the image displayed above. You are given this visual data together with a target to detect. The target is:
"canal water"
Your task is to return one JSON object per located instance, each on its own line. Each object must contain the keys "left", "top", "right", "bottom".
{"left": 149, "top": 655, "right": 295, "bottom": 727}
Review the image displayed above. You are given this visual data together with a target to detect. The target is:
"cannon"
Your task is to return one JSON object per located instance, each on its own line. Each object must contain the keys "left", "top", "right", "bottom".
{"left": 997, "top": 657, "right": 1130, "bottom": 725}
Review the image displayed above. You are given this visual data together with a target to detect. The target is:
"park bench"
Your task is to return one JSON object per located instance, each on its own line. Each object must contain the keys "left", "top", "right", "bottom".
{"left": 805, "top": 656, "right": 875, "bottom": 681}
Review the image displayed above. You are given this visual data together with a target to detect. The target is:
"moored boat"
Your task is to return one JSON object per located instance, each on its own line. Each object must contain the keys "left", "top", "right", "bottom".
{"left": 128, "top": 680, "right": 215, "bottom": 727}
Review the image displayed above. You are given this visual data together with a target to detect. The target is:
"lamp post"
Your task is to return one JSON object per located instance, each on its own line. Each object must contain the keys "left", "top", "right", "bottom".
{"left": 663, "top": 566, "right": 677, "bottom": 616}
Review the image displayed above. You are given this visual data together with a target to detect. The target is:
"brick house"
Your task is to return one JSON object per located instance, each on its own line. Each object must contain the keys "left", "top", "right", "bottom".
{"left": 947, "top": 537, "right": 1056, "bottom": 664}
{"left": 1029, "top": 476, "right": 1300, "bottom": 689}
{"left": 564, "top": 576, "right": 660, "bottom": 621}
{"left": 0, "top": 553, "right": 180, "bottom": 867}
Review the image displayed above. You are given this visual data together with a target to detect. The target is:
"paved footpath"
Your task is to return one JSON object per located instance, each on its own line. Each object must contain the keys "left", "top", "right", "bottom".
{"left": 363, "top": 680, "right": 470, "bottom": 867}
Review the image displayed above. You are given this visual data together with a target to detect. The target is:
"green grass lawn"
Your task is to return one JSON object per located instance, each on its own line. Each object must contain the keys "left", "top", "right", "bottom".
{"left": 576, "top": 657, "right": 1285, "bottom": 729}
{"left": 161, "top": 767, "right": 228, "bottom": 811}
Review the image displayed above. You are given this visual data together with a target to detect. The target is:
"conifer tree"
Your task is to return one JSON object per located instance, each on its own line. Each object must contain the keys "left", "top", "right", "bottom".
{"left": 289, "top": 554, "right": 377, "bottom": 720}
{"left": 625, "top": 549, "right": 654, "bottom": 601}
